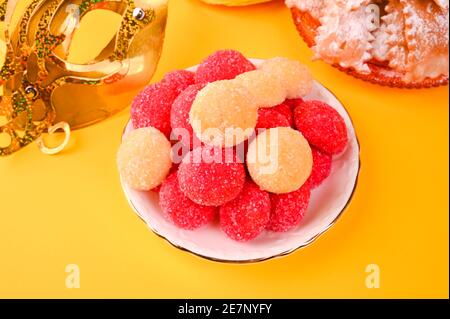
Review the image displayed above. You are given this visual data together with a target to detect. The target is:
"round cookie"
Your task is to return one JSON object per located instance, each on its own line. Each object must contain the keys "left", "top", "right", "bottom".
{"left": 189, "top": 80, "right": 258, "bottom": 147}
{"left": 260, "top": 57, "right": 313, "bottom": 99}
{"left": 256, "top": 108, "right": 290, "bottom": 131}
{"left": 178, "top": 146, "right": 246, "bottom": 206}
{"left": 267, "top": 182, "right": 311, "bottom": 232}
{"left": 246, "top": 127, "right": 313, "bottom": 194}
{"left": 220, "top": 181, "right": 271, "bottom": 242}
{"left": 195, "top": 50, "right": 256, "bottom": 84}
{"left": 159, "top": 173, "right": 216, "bottom": 230}
{"left": 117, "top": 127, "right": 172, "bottom": 191}
{"left": 294, "top": 100, "right": 348, "bottom": 154}
{"left": 284, "top": 98, "right": 304, "bottom": 111}
{"left": 171, "top": 83, "right": 206, "bottom": 147}
{"left": 161, "top": 70, "right": 195, "bottom": 95}
{"left": 308, "top": 147, "right": 332, "bottom": 188}
{"left": 131, "top": 83, "right": 175, "bottom": 138}
{"left": 271, "top": 103, "right": 294, "bottom": 126}
{"left": 235, "top": 70, "right": 286, "bottom": 108}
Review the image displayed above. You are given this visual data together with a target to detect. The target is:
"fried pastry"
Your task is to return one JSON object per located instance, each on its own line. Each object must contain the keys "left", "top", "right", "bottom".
{"left": 287, "top": 0, "right": 449, "bottom": 88}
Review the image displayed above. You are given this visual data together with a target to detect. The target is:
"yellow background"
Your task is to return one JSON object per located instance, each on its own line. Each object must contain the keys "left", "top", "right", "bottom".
{"left": 0, "top": 0, "right": 448, "bottom": 298}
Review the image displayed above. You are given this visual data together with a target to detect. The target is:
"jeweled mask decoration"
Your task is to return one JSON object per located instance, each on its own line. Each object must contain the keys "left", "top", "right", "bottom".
{"left": 0, "top": 0, "right": 167, "bottom": 155}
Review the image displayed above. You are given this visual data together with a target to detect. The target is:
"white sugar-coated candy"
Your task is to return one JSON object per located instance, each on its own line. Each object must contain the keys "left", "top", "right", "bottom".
{"left": 117, "top": 127, "right": 172, "bottom": 191}
{"left": 260, "top": 57, "right": 313, "bottom": 99}
{"left": 246, "top": 127, "right": 313, "bottom": 194}
{"left": 190, "top": 80, "right": 258, "bottom": 148}
{"left": 234, "top": 70, "right": 286, "bottom": 108}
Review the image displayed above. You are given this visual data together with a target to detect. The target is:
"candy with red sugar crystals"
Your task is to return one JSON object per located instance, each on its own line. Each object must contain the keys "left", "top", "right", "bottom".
{"left": 294, "top": 100, "right": 348, "bottom": 155}
{"left": 150, "top": 162, "right": 180, "bottom": 193}
{"left": 160, "top": 173, "right": 216, "bottom": 230}
{"left": 131, "top": 83, "right": 177, "bottom": 138}
{"left": 117, "top": 127, "right": 172, "bottom": 191}
{"left": 267, "top": 182, "right": 311, "bottom": 232}
{"left": 284, "top": 98, "right": 304, "bottom": 111}
{"left": 256, "top": 108, "right": 290, "bottom": 131}
{"left": 171, "top": 83, "right": 206, "bottom": 147}
{"left": 161, "top": 70, "right": 195, "bottom": 94}
{"left": 308, "top": 147, "right": 332, "bottom": 188}
{"left": 220, "top": 181, "right": 271, "bottom": 242}
{"left": 271, "top": 103, "right": 293, "bottom": 126}
{"left": 151, "top": 185, "right": 162, "bottom": 193}
{"left": 178, "top": 147, "right": 246, "bottom": 206}
{"left": 195, "top": 50, "right": 256, "bottom": 84}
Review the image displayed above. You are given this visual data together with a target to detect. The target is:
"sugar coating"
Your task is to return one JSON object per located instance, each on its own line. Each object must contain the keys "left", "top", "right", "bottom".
{"left": 284, "top": 98, "right": 304, "bottom": 111}
{"left": 267, "top": 182, "right": 311, "bottom": 232}
{"left": 294, "top": 100, "right": 348, "bottom": 155}
{"left": 195, "top": 50, "right": 256, "bottom": 84}
{"left": 152, "top": 185, "right": 162, "bottom": 193}
{"left": 190, "top": 80, "right": 258, "bottom": 147}
{"left": 161, "top": 70, "right": 195, "bottom": 95}
{"left": 234, "top": 70, "right": 286, "bottom": 108}
{"left": 171, "top": 83, "right": 206, "bottom": 147}
{"left": 271, "top": 103, "right": 293, "bottom": 126}
{"left": 308, "top": 147, "right": 332, "bottom": 188}
{"left": 219, "top": 181, "right": 271, "bottom": 242}
{"left": 178, "top": 147, "right": 246, "bottom": 206}
{"left": 117, "top": 127, "right": 172, "bottom": 191}
{"left": 159, "top": 173, "right": 216, "bottom": 230}
{"left": 256, "top": 108, "right": 290, "bottom": 131}
{"left": 246, "top": 127, "right": 313, "bottom": 194}
{"left": 131, "top": 83, "right": 176, "bottom": 138}
{"left": 260, "top": 57, "right": 313, "bottom": 99}
{"left": 131, "top": 71, "right": 194, "bottom": 138}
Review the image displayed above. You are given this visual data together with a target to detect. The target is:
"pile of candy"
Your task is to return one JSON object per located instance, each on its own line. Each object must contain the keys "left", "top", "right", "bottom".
{"left": 117, "top": 50, "right": 349, "bottom": 242}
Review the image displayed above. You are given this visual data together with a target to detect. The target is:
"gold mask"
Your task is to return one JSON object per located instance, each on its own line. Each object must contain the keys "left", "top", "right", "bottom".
{"left": 0, "top": 0, "right": 167, "bottom": 155}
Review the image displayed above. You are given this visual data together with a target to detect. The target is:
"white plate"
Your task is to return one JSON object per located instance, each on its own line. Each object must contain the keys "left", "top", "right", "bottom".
{"left": 120, "top": 59, "right": 360, "bottom": 263}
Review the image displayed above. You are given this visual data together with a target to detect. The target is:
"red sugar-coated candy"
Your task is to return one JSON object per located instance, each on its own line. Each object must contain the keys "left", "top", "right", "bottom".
{"left": 160, "top": 173, "right": 216, "bottom": 230}
{"left": 152, "top": 185, "right": 162, "bottom": 193}
{"left": 131, "top": 83, "right": 177, "bottom": 138}
{"left": 267, "top": 182, "right": 311, "bottom": 232}
{"left": 271, "top": 103, "right": 294, "bottom": 126}
{"left": 294, "top": 100, "right": 348, "bottom": 155}
{"left": 256, "top": 108, "right": 290, "bottom": 132}
{"left": 152, "top": 163, "right": 180, "bottom": 193}
{"left": 171, "top": 84, "right": 205, "bottom": 147}
{"left": 161, "top": 70, "right": 195, "bottom": 95}
{"left": 178, "top": 147, "right": 246, "bottom": 206}
{"left": 195, "top": 50, "right": 256, "bottom": 84}
{"left": 284, "top": 98, "right": 304, "bottom": 111}
{"left": 220, "top": 181, "right": 271, "bottom": 242}
{"left": 308, "top": 147, "right": 332, "bottom": 188}
{"left": 170, "top": 162, "right": 180, "bottom": 174}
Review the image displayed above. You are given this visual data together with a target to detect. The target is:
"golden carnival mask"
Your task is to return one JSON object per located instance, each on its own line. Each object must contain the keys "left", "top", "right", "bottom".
{"left": 0, "top": 0, "right": 167, "bottom": 155}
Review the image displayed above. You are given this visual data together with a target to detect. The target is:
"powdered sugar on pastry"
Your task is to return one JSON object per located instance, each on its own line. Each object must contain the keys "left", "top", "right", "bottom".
{"left": 373, "top": 0, "right": 409, "bottom": 72}
{"left": 433, "top": 0, "right": 449, "bottom": 8}
{"left": 286, "top": 0, "right": 328, "bottom": 20}
{"left": 401, "top": 0, "right": 449, "bottom": 82}
{"left": 371, "top": 20, "right": 390, "bottom": 62}
{"left": 288, "top": 0, "right": 449, "bottom": 83}
{"left": 312, "top": 0, "right": 374, "bottom": 73}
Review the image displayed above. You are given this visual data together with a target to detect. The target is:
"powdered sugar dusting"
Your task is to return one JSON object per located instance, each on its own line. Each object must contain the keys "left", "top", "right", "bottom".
{"left": 401, "top": 0, "right": 449, "bottom": 81}
{"left": 288, "top": 0, "right": 449, "bottom": 82}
